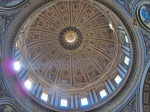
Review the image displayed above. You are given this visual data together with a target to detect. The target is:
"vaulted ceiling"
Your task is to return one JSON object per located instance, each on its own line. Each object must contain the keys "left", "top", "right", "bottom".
{"left": 0, "top": 0, "right": 149, "bottom": 112}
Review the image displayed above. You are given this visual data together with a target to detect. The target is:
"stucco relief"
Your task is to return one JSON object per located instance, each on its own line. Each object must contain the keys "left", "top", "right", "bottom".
{"left": 0, "top": 12, "right": 18, "bottom": 41}
{"left": 142, "top": 32, "right": 150, "bottom": 56}
{"left": 0, "top": 76, "right": 10, "bottom": 98}
{"left": 120, "top": 95, "right": 136, "bottom": 112}
{"left": 117, "top": 0, "right": 135, "bottom": 13}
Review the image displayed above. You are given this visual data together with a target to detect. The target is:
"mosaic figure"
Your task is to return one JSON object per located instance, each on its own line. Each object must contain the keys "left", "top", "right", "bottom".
{"left": 136, "top": 2, "right": 150, "bottom": 30}
{"left": 141, "top": 4, "right": 150, "bottom": 24}
{"left": 0, "top": 0, "right": 23, "bottom": 7}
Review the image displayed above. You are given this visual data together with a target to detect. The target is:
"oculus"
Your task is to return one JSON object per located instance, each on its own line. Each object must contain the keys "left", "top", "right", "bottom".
{"left": 65, "top": 31, "right": 77, "bottom": 43}
{"left": 59, "top": 27, "right": 83, "bottom": 50}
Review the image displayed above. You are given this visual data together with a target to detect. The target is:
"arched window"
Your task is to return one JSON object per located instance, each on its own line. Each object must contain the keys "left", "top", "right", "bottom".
{"left": 114, "top": 75, "right": 122, "bottom": 84}
{"left": 81, "top": 98, "right": 88, "bottom": 106}
{"left": 24, "top": 78, "right": 33, "bottom": 90}
{"left": 61, "top": 99, "right": 68, "bottom": 107}
{"left": 41, "top": 92, "right": 48, "bottom": 102}
{"left": 99, "top": 89, "right": 107, "bottom": 98}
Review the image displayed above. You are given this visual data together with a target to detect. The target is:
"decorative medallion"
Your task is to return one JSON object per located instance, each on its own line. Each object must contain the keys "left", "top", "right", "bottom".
{"left": 0, "top": 104, "right": 17, "bottom": 112}
{"left": 59, "top": 27, "right": 83, "bottom": 50}
{"left": 136, "top": 1, "right": 150, "bottom": 32}
{"left": 0, "top": 0, "right": 24, "bottom": 8}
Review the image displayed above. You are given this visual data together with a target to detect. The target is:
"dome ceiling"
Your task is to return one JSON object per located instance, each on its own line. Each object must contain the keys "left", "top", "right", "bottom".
{"left": 23, "top": 1, "right": 120, "bottom": 90}
{"left": 2, "top": 0, "right": 142, "bottom": 111}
